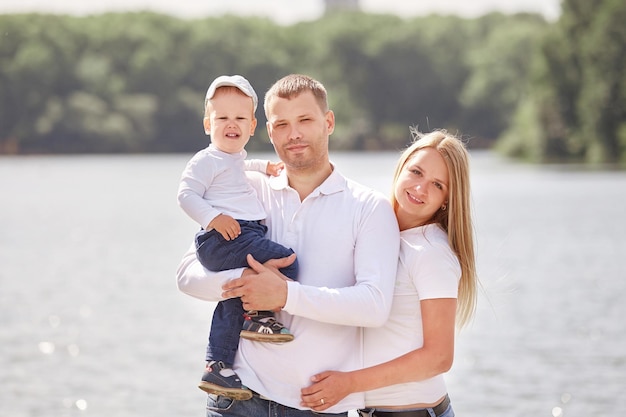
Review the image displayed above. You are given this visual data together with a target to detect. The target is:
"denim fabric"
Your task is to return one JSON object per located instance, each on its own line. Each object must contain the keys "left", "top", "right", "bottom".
{"left": 206, "top": 393, "right": 348, "bottom": 417}
{"left": 196, "top": 220, "right": 299, "bottom": 365}
{"left": 206, "top": 297, "right": 244, "bottom": 365}
{"left": 439, "top": 404, "right": 454, "bottom": 417}
{"left": 195, "top": 220, "right": 298, "bottom": 279}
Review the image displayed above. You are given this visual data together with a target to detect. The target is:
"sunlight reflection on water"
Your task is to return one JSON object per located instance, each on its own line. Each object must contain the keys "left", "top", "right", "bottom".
{"left": 1, "top": 152, "right": 625, "bottom": 416}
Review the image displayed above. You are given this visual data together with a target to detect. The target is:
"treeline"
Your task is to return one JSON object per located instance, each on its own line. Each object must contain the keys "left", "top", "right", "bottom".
{"left": 500, "top": 0, "right": 626, "bottom": 164}
{"left": 0, "top": 0, "right": 624, "bottom": 163}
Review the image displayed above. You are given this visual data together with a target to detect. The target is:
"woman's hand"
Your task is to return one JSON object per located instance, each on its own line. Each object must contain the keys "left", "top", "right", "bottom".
{"left": 300, "top": 371, "right": 353, "bottom": 411}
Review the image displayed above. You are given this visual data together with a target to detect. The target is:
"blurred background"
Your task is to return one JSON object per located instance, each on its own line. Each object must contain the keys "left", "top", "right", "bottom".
{"left": 1, "top": 0, "right": 624, "bottom": 163}
{"left": 1, "top": 1, "right": 625, "bottom": 417}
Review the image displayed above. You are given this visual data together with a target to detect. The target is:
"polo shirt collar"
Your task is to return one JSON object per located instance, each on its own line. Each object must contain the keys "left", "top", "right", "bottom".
{"left": 268, "top": 162, "right": 345, "bottom": 196}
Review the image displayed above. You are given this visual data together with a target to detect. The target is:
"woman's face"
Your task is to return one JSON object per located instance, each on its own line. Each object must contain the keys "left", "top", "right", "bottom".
{"left": 394, "top": 147, "right": 449, "bottom": 231}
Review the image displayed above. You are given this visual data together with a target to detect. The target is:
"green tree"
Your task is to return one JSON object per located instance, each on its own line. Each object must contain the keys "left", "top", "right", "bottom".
{"left": 460, "top": 13, "right": 548, "bottom": 141}
{"left": 308, "top": 13, "right": 474, "bottom": 150}
{"left": 499, "top": 0, "right": 626, "bottom": 164}
{"left": 0, "top": 15, "right": 83, "bottom": 152}
{"left": 575, "top": 0, "right": 626, "bottom": 163}
{"left": 0, "top": 12, "right": 556, "bottom": 155}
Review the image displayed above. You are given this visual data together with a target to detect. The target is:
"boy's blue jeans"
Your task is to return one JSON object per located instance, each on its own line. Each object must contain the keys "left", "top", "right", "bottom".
{"left": 195, "top": 220, "right": 298, "bottom": 365}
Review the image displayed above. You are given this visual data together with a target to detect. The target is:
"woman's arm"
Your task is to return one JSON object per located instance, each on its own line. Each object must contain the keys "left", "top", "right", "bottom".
{"left": 300, "top": 298, "right": 457, "bottom": 411}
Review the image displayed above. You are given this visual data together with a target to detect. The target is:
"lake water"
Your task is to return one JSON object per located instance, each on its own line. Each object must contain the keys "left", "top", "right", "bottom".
{"left": 1, "top": 151, "right": 625, "bottom": 417}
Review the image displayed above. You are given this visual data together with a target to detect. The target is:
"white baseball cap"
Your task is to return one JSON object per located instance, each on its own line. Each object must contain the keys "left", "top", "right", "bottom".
{"left": 205, "top": 75, "right": 258, "bottom": 111}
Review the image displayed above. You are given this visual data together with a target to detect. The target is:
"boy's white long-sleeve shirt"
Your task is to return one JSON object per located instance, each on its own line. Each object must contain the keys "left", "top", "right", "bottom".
{"left": 177, "top": 144, "right": 268, "bottom": 229}
{"left": 176, "top": 165, "right": 400, "bottom": 413}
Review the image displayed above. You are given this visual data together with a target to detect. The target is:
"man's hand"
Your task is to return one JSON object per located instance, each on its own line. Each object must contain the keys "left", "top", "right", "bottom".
{"left": 221, "top": 254, "right": 296, "bottom": 311}
{"left": 208, "top": 214, "right": 240, "bottom": 240}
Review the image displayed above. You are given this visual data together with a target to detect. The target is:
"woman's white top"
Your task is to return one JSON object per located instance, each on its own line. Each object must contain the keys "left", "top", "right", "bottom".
{"left": 364, "top": 223, "right": 460, "bottom": 406}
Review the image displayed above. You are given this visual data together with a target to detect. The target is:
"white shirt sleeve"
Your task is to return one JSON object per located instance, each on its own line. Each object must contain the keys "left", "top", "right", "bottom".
{"left": 244, "top": 159, "right": 269, "bottom": 173}
{"left": 176, "top": 243, "right": 245, "bottom": 301}
{"left": 177, "top": 169, "right": 400, "bottom": 328}
{"left": 282, "top": 189, "right": 400, "bottom": 328}
{"left": 177, "top": 152, "right": 221, "bottom": 229}
{"left": 412, "top": 245, "right": 459, "bottom": 300}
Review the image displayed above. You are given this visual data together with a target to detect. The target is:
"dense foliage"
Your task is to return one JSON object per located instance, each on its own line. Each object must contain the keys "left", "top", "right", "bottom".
{"left": 499, "top": 0, "right": 626, "bottom": 163}
{"left": 0, "top": 4, "right": 624, "bottom": 164}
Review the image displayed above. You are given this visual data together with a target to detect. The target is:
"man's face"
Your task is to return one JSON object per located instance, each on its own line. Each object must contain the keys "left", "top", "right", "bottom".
{"left": 265, "top": 91, "right": 334, "bottom": 171}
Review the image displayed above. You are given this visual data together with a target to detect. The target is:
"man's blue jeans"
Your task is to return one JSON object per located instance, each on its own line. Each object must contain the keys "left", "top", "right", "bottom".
{"left": 195, "top": 220, "right": 298, "bottom": 365}
{"left": 206, "top": 393, "right": 348, "bottom": 417}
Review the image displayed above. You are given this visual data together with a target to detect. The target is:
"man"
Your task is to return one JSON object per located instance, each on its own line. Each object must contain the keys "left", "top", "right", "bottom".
{"left": 176, "top": 74, "right": 400, "bottom": 416}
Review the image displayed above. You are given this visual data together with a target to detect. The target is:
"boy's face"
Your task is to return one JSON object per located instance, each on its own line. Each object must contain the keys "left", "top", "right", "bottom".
{"left": 204, "top": 88, "right": 257, "bottom": 154}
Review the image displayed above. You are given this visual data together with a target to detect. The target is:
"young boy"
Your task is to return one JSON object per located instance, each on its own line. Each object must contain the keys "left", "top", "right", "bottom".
{"left": 177, "top": 75, "right": 298, "bottom": 400}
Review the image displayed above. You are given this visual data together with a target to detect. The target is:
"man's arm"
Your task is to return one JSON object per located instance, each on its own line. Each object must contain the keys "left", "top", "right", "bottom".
{"left": 285, "top": 195, "right": 400, "bottom": 327}
{"left": 222, "top": 195, "right": 400, "bottom": 327}
{"left": 176, "top": 243, "right": 246, "bottom": 302}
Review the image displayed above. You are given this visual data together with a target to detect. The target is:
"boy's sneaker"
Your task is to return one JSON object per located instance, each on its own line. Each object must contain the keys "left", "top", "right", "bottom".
{"left": 240, "top": 311, "right": 295, "bottom": 343}
{"left": 198, "top": 361, "right": 253, "bottom": 400}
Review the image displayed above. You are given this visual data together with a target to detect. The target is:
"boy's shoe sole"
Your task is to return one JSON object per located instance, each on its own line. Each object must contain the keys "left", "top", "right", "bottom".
{"left": 198, "top": 381, "right": 253, "bottom": 400}
{"left": 239, "top": 330, "right": 295, "bottom": 343}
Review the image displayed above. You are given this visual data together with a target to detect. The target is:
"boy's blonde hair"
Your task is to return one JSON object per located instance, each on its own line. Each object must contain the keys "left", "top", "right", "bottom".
{"left": 391, "top": 129, "right": 477, "bottom": 328}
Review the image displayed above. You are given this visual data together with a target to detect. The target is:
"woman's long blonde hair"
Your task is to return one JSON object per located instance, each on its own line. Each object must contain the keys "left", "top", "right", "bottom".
{"left": 390, "top": 129, "right": 477, "bottom": 328}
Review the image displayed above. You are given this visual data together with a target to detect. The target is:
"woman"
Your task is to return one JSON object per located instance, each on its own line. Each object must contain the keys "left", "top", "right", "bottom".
{"left": 300, "top": 129, "right": 478, "bottom": 417}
